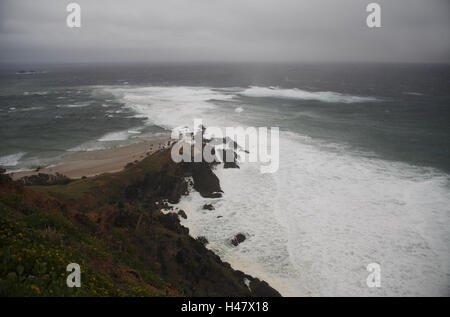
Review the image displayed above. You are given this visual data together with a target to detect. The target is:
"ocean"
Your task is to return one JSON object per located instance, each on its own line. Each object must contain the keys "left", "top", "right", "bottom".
{"left": 0, "top": 63, "right": 449, "bottom": 296}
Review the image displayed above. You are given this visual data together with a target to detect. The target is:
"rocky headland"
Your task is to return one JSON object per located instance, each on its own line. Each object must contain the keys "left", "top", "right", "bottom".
{"left": 0, "top": 137, "right": 280, "bottom": 297}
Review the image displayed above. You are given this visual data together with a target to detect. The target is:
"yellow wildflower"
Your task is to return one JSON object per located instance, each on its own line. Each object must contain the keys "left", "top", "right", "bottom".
{"left": 30, "top": 285, "right": 40, "bottom": 295}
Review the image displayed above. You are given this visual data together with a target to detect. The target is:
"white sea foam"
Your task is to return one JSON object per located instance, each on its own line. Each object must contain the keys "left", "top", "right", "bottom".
{"left": 60, "top": 102, "right": 90, "bottom": 108}
{"left": 98, "top": 131, "right": 130, "bottom": 142}
{"left": 127, "top": 129, "right": 142, "bottom": 134}
{"left": 0, "top": 152, "right": 26, "bottom": 167}
{"left": 105, "top": 84, "right": 449, "bottom": 296}
{"left": 20, "top": 106, "right": 44, "bottom": 112}
{"left": 235, "top": 106, "right": 244, "bottom": 113}
{"left": 176, "top": 133, "right": 450, "bottom": 296}
{"left": 271, "top": 132, "right": 450, "bottom": 296}
{"left": 5, "top": 167, "right": 35, "bottom": 174}
{"left": 102, "top": 86, "right": 233, "bottom": 129}
{"left": 67, "top": 143, "right": 107, "bottom": 152}
{"left": 240, "top": 86, "right": 381, "bottom": 103}
{"left": 23, "top": 91, "right": 48, "bottom": 96}
{"left": 403, "top": 92, "right": 424, "bottom": 96}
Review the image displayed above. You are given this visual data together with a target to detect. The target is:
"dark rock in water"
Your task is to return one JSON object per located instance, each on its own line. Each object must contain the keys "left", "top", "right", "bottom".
{"left": 178, "top": 209, "right": 187, "bottom": 219}
{"left": 191, "top": 162, "right": 223, "bottom": 198}
{"left": 208, "top": 192, "right": 222, "bottom": 198}
{"left": 203, "top": 203, "right": 215, "bottom": 211}
{"left": 197, "top": 236, "right": 208, "bottom": 245}
{"left": 231, "top": 233, "right": 246, "bottom": 246}
{"left": 224, "top": 161, "right": 240, "bottom": 169}
{"left": 18, "top": 173, "right": 71, "bottom": 186}
{"left": 217, "top": 215, "right": 223, "bottom": 218}
{"left": 220, "top": 148, "right": 240, "bottom": 169}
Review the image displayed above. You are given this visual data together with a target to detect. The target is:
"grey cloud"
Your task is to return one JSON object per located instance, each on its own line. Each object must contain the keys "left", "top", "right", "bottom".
{"left": 0, "top": 0, "right": 449, "bottom": 64}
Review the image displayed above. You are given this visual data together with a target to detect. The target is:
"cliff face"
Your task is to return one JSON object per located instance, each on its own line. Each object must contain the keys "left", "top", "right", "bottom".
{"left": 0, "top": 149, "right": 281, "bottom": 297}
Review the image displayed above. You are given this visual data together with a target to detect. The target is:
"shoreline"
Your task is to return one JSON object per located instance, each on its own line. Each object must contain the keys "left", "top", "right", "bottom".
{"left": 10, "top": 134, "right": 171, "bottom": 180}
{"left": 1, "top": 138, "right": 282, "bottom": 296}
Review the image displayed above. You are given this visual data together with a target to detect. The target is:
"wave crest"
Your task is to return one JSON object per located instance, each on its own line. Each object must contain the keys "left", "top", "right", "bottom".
{"left": 240, "top": 86, "right": 380, "bottom": 103}
{"left": 0, "top": 152, "right": 26, "bottom": 167}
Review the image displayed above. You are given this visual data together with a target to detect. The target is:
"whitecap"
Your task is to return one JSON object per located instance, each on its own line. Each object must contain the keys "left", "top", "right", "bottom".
{"left": 239, "top": 86, "right": 381, "bottom": 103}
{"left": 101, "top": 86, "right": 234, "bottom": 129}
{"left": 67, "top": 143, "right": 106, "bottom": 152}
{"left": 95, "top": 84, "right": 449, "bottom": 296}
{"left": 61, "top": 102, "right": 90, "bottom": 108}
{"left": 403, "top": 92, "right": 424, "bottom": 96}
{"left": 0, "top": 152, "right": 26, "bottom": 167}
{"left": 127, "top": 130, "right": 142, "bottom": 134}
{"left": 20, "top": 106, "right": 43, "bottom": 112}
{"left": 97, "top": 130, "right": 130, "bottom": 142}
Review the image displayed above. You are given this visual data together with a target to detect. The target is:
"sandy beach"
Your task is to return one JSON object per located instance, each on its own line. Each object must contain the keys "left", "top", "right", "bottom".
{"left": 11, "top": 134, "right": 170, "bottom": 180}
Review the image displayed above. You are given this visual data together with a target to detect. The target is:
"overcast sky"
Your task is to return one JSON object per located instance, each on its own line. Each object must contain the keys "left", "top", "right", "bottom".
{"left": 0, "top": 0, "right": 449, "bottom": 64}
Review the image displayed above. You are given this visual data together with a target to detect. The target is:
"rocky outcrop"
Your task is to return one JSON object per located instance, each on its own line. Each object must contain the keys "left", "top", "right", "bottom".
{"left": 2, "top": 145, "right": 281, "bottom": 297}
{"left": 249, "top": 279, "right": 281, "bottom": 297}
{"left": 231, "top": 233, "right": 246, "bottom": 246}
{"left": 178, "top": 209, "right": 187, "bottom": 219}
{"left": 203, "top": 204, "right": 215, "bottom": 211}
{"left": 190, "top": 162, "right": 223, "bottom": 198}
{"left": 196, "top": 236, "right": 208, "bottom": 245}
{"left": 222, "top": 148, "right": 240, "bottom": 169}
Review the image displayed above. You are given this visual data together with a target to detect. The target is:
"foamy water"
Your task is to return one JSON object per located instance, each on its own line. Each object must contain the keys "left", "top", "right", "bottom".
{"left": 98, "top": 130, "right": 132, "bottom": 142}
{"left": 105, "top": 85, "right": 450, "bottom": 296}
{"left": 0, "top": 152, "right": 26, "bottom": 167}
{"left": 274, "top": 133, "right": 450, "bottom": 296}
{"left": 240, "top": 86, "right": 382, "bottom": 103}
{"left": 104, "top": 86, "right": 233, "bottom": 129}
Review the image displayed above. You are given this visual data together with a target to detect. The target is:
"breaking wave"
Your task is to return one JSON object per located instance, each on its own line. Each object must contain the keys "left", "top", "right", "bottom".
{"left": 0, "top": 152, "right": 26, "bottom": 167}
{"left": 239, "top": 86, "right": 381, "bottom": 103}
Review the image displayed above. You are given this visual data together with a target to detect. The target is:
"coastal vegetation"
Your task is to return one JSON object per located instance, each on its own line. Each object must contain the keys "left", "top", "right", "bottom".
{"left": 0, "top": 148, "right": 280, "bottom": 297}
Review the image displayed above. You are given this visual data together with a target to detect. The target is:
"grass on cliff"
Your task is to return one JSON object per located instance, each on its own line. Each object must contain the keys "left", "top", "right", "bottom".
{"left": 31, "top": 149, "right": 176, "bottom": 208}
{"left": 0, "top": 181, "right": 166, "bottom": 296}
{"left": 0, "top": 148, "right": 265, "bottom": 297}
